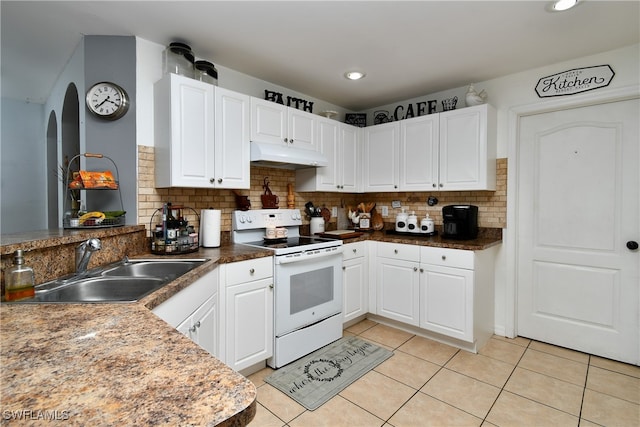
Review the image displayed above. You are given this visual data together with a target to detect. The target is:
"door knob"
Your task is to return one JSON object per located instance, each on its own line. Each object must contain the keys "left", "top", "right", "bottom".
{"left": 627, "top": 241, "right": 639, "bottom": 250}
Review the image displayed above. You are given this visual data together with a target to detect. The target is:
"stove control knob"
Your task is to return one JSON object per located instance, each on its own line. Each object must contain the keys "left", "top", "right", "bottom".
{"left": 246, "top": 214, "right": 253, "bottom": 223}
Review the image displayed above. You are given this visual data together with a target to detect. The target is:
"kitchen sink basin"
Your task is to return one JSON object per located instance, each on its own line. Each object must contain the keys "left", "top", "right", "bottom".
{"left": 20, "top": 258, "right": 208, "bottom": 304}
{"left": 34, "top": 277, "right": 167, "bottom": 303}
{"left": 101, "top": 260, "right": 204, "bottom": 278}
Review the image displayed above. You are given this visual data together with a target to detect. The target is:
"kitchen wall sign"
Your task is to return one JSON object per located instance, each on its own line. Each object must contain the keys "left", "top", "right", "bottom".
{"left": 264, "top": 89, "right": 314, "bottom": 112}
{"left": 345, "top": 113, "right": 366, "bottom": 127}
{"left": 535, "top": 65, "right": 614, "bottom": 98}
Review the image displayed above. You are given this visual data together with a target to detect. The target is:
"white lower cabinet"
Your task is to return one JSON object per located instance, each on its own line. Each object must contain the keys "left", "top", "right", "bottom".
{"left": 375, "top": 242, "right": 421, "bottom": 326}
{"left": 419, "top": 263, "right": 474, "bottom": 342}
{"left": 176, "top": 293, "right": 218, "bottom": 354}
{"left": 152, "top": 268, "right": 219, "bottom": 357}
{"left": 219, "top": 257, "right": 274, "bottom": 372}
{"left": 372, "top": 242, "right": 497, "bottom": 351}
{"left": 342, "top": 242, "right": 368, "bottom": 324}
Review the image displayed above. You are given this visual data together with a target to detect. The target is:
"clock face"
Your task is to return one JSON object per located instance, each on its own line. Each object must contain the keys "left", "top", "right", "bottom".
{"left": 86, "top": 82, "right": 129, "bottom": 120}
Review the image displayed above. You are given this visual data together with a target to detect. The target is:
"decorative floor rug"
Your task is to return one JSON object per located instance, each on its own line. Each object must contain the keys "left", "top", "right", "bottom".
{"left": 264, "top": 336, "right": 393, "bottom": 410}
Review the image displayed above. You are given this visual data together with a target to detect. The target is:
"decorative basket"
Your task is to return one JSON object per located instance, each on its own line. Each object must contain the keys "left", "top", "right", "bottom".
{"left": 150, "top": 206, "right": 200, "bottom": 255}
{"left": 442, "top": 96, "right": 458, "bottom": 111}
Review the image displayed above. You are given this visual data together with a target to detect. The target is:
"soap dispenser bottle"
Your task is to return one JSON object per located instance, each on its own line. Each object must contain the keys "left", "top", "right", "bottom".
{"left": 4, "top": 250, "right": 35, "bottom": 301}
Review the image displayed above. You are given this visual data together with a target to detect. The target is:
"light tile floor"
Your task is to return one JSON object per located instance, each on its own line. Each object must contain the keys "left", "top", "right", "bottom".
{"left": 248, "top": 319, "right": 640, "bottom": 426}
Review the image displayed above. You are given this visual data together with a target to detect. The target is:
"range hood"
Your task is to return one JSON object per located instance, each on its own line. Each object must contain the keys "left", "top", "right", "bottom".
{"left": 250, "top": 141, "right": 328, "bottom": 169}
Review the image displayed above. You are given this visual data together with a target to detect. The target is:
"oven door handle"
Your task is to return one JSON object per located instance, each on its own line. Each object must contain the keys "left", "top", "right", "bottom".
{"left": 275, "top": 247, "right": 343, "bottom": 264}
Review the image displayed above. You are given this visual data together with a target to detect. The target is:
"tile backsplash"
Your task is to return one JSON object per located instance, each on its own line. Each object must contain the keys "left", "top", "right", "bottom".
{"left": 138, "top": 146, "right": 506, "bottom": 233}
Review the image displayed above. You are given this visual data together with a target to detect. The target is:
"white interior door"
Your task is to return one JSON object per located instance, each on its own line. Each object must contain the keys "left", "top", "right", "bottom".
{"left": 517, "top": 98, "right": 639, "bottom": 364}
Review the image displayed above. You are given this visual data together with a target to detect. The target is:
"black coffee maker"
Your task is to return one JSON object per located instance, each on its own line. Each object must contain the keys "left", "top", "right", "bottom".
{"left": 442, "top": 205, "right": 478, "bottom": 239}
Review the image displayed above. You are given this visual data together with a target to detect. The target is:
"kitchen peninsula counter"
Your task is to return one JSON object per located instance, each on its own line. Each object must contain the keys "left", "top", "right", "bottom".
{"left": 1, "top": 231, "right": 272, "bottom": 427}
{"left": 1, "top": 302, "right": 256, "bottom": 426}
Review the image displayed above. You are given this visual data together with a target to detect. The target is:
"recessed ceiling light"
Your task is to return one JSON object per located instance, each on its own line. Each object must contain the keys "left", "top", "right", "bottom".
{"left": 344, "top": 71, "right": 366, "bottom": 80}
{"left": 549, "top": 0, "right": 579, "bottom": 12}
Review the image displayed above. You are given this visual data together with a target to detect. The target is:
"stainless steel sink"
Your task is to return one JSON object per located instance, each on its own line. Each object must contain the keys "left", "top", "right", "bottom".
{"left": 101, "top": 260, "right": 203, "bottom": 278}
{"left": 21, "top": 258, "right": 208, "bottom": 303}
{"left": 34, "top": 277, "right": 166, "bottom": 303}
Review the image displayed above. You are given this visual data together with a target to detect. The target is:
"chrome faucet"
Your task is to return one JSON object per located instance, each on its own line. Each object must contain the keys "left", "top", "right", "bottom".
{"left": 75, "top": 238, "right": 102, "bottom": 274}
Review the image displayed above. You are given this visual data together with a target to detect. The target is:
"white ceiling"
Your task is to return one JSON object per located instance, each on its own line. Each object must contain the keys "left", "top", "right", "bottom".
{"left": 1, "top": 1, "right": 638, "bottom": 110}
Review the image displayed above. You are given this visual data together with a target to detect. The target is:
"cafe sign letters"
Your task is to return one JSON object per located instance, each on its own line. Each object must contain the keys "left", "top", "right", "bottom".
{"left": 535, "top": 65, "right": 614, "bottom": 98}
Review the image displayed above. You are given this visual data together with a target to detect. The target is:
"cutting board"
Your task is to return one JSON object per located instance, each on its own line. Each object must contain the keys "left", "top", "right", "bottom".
{"left": 318, "top": 230, "right": 364, "bottom": 239}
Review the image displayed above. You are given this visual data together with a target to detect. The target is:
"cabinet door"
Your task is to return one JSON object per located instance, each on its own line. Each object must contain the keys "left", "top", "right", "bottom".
{"left": 400, "top": 114, "right": 439, "bottom": 191}
{"left": 251, "top": 98, "right": 287, "bottom": 146}
{"left": 420, "top": 264, "right": 474, "bottom": 342}
{"left": 439, "top": 104, "right": 496, "bottom": 191}
{"left": 363, "top": 122, "right": 400, "bottom": 192}
{"left": 288, "top": 108, "right": 316, "bottom": 150}
{"left": 214, "top": 87, "right": 250, "bottom": 189}
{"left": 376, "top": 257, "right": 420, "bottom": 326}
{"left": 343, "top": 256, "right": 367, "bottom": 324}
{"left": 340, "top": 124, "right": 360, "bottom": 192}
{"left": 315, "top": 118, "right": 340, "bottom": 191}
{"left": 225, "top": 278, "right": 274, "bottom": 371}
{"left": 155, "top": 74, "right": 215, "bottom": 188}
{"left": 192, "top": 293, "right": 218, "bottom": 357}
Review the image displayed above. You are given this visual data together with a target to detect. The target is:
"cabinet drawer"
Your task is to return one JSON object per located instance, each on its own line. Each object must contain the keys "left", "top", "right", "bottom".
{"left": 225, "top": 257, "right": 273, "bottom": 285}
{"left": 343, "top": 241, "right": 366, "bottom": 261}
{"left": 420, "top": 247, "right": 474, "bottom": 269}
{"left": 377, "top": 242, "right": 420, "bottom": 262}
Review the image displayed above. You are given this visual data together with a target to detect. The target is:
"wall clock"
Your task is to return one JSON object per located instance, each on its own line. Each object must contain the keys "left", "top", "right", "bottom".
{"left": 85, "top": 81, "right": 130, "bottom": 120}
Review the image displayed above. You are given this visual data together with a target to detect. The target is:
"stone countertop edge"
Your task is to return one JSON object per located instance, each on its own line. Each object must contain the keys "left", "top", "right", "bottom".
{"left": 336, "top": 228, "right": 503, "bottom": 250}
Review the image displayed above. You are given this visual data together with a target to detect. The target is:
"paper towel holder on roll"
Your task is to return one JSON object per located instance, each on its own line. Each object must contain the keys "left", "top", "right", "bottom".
{"left": 200, "top": 208, "right": 222, "bottom": 248}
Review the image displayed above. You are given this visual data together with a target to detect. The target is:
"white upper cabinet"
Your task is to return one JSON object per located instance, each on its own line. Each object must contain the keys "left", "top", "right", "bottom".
{"left": 155, "top": 74, "right": 215, "bottom": 188}
{"left": 154, "top": 74, "right": 250, "bottom": 189}
{"left": 400, "top": 114, "right": 440, "bottom": 191}
{"left": 363, "top": 105, "right": 496, "bottom": 192}
{"left": 340, "top": 124, "right": 361, "bottom": 192}
{"left": 438, "top": 104, "right": 496, "bottom": 191}
{"left": 296, "top": 119, "right": 361, "bottom": 192}
{"left": 251, "top": 98, "right": 317, "bottom": 151}
{"left": 214, "top": 87, "right": 251, "bottom": 189}
{"left": 363, "top": 121, "right": 400, "bottom": 192}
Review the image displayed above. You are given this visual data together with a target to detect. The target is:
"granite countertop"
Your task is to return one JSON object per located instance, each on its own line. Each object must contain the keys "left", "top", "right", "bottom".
{"left": 330, "top": 228, "right": 503, "bottom": 250}
{"left": 1, "top": 243, "right": 273, "bottom": 427}
{"left": 0, "top": 227, "right": 501, "bottom": 425}
{"left": 1, "top": 303, "right": 256, "bottom": 426}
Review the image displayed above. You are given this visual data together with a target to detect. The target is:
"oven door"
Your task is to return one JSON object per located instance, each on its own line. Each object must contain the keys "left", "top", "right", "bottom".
{"left": 273, "top": 250, "right": 343, "bottom": 337}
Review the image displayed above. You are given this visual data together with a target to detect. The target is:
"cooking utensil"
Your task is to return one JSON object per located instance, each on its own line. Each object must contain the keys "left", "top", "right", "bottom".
{"left": 305, "top": 201, "right": 315, "bottom": 217}
{"left": 263, "top": 177, "right": 272, "bottom": 195}
{"left": 320, "top": 207, "right": 331, "bottom": 222}
{"left": 372, "top": 209, "right": 384, "bottom": 230}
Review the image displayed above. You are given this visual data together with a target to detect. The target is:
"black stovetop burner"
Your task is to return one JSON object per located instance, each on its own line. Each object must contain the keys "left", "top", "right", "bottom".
{"left": 246, "top": 235, "right": 335, "bottom": 249}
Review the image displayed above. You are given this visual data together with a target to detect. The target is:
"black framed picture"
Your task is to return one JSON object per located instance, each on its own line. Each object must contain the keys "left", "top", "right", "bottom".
{"left": 345, "top": 113, "right": 367, "bottom": 127}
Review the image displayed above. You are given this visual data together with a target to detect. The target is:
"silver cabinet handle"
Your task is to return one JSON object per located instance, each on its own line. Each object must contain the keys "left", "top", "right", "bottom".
{"left": 190, "top": 321, "right": 201, "bottom": 332}
{"left": 249, "top": 268, "right": 255, "bottom": 274}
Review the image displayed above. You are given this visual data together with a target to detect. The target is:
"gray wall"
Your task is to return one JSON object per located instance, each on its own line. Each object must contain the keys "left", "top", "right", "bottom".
{"left": 82, "top": 36, "right": 137, "bottom": 220}
{"left": 0, "top": 98, "right": 46, "bottom": 233}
